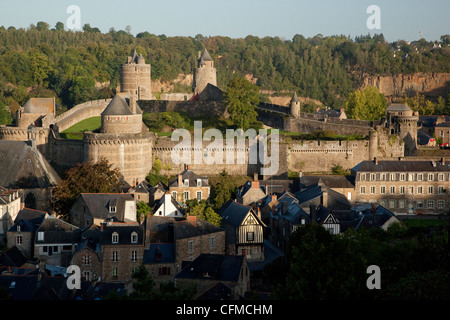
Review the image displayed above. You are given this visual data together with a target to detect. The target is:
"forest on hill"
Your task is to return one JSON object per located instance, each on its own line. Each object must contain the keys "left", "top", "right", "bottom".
{"left": 0, "top": 21, "right": 449, "bottom": 124}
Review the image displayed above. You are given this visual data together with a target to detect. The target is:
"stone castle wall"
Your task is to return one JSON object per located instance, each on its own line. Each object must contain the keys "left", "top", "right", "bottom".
{"left": 138, "top": 100, "right": 227, "bottom": 118}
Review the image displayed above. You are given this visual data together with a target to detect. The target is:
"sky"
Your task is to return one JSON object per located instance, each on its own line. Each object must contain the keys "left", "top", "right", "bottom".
{"left": 0, "top": 0, "right": 449, "bottom": 42}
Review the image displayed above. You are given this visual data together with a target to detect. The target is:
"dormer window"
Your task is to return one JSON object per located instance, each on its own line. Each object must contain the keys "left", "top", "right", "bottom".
{"left": 184, "top": 179, "right": 189, "bottom": 187}
{"left": 197, "top": 179, "right": 201, "bottom": 187}
{"left": 112, "top": 232, "right": 119, "bottom": 244}
{"left": 131, "top": 231, "right": 138, "bottom": 244}
{"left": 109, "top": 206, "right": 116, "bottom": 213}
{"left": 17, "top": 225, "right": 21, "bottom": 232}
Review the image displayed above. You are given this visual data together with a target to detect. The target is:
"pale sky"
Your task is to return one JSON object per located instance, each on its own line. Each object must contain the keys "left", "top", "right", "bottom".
{"left": 0, "top": 0, "right": 449, "bottom": 42}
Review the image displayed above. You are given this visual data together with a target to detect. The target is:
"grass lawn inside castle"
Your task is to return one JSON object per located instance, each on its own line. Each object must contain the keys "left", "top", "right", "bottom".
{"left": 60, "top": 116, "right": 101, "bottom": 139}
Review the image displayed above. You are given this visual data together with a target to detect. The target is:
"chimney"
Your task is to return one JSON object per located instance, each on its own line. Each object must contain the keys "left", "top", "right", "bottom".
{"left": 100, "top": 221, "right": 106, "bottom": 232}
{"left": 441, "top": 158, "right": 445, "bottom": 165}
{"left": 374, "top": 157, "right": 378, "bottom": 165}
{"left": 310, "top": 204, "right": 316, "bottom": 223}
{"left": 265, "top": 184, "right": 268, "bottom": 195}
{"left": 178, "top": 174, "right": 182, "bottom": 186}
{"left": 187, "top": 215, "right": 197, "bottom": 227}
{"left": 256, "top": 207, "right": 262, "bottom": 220}
{"left": 251, "top": 180, "right": 260, "bottom": 189}
{"left": 253, "top": 172, "right": 258, "bottom": 182}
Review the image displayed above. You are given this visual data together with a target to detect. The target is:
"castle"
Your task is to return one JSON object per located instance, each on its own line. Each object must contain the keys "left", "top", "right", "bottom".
{"left": 0, "top": 48, "right": 424, "bottom": 205}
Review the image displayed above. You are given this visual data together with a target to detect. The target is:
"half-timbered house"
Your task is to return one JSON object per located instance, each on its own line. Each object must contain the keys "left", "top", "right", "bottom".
{"left": 218, "top": 200, "right": 266, "bottom": 262}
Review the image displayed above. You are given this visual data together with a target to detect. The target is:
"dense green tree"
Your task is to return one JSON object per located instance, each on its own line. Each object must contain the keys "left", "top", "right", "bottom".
{"left": 52, "top": 158, "right": 122, "bottom": 217}
{"left": 345, "top": 86, "right": 386, "bottom": 120}
{"left": 224, "top": 77, "right": 259, "bottom": 130}
{"left": 186, "top": 200, "right": 222, "bottom": 227}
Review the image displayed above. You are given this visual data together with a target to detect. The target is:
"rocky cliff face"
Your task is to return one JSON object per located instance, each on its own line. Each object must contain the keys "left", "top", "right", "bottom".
{"left": 360, "top": 73, "right": 450, "bottom": 98}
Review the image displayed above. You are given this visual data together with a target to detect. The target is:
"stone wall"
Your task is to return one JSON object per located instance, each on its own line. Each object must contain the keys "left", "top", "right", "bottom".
{"left": 138, "top": 100, "right": 226, "bottom": 118}
{"left": 53, "top": 99, "right": 111, "bottom": 132}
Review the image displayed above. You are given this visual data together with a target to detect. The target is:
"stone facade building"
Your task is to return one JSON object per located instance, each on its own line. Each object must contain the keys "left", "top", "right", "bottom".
{"left": 193, "top": 49, "right": 218, "bottom": 100}
{"left": 120, "top": 50, "right": 152, "bottom": 100}
{"left": 352, "top": 158, "right": 450, "bottom": 214}
{"left": 168, "top": 167, "right": 210, "bottom": 204}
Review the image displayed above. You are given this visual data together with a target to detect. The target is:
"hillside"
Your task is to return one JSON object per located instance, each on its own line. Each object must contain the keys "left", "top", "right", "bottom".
{"left": 0, "top": 24, "right": 449, "bottom": 115}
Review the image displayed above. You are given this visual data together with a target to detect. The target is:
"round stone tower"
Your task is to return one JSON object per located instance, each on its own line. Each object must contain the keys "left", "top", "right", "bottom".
{"left": 120, "top": 50, "right": 152, "bottom": 100}
{"left": 83, "top": 93, "right": 154, "bottom": 187}
{"left": 289, "top": 92, "right": 300, "bottom": 118}
{"left": 385, "top": 103, "right": 418, "bottom": 156}
{"left": 193, "top": 48, "right": 217, "bottom": 97}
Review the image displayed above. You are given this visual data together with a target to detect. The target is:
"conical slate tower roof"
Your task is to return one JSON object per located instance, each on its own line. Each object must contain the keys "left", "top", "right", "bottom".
{"left": 291, "top": 92, "right": 299, "bottom": 103}
{"left": 101, "top": 94, "right": 133, "bottom": 116}
{"left": 199, "top": 48, "right": 213, "bottom": 62}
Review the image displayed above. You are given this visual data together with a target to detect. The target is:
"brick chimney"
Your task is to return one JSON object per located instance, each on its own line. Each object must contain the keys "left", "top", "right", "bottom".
{"left": 100, "top": 221, "right": 107, "bottom": 232}
{"left": 374, "top": 157, "right": 378, "bottom": 165}
{"left": 441, "top": 157, "right": 445, "bottom": 165}
{"left": 187, "top": 215, "right": 197, "bottom": 227}
{"left": 178, "top": 174, "right": 182, "bottom": 186}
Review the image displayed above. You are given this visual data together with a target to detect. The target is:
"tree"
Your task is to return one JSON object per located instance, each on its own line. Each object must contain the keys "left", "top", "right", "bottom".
{"left": 224, "top": 77, "right": 260, "bottom": 130}
{"left": 137, "top": 201, "right": 152, "bottom": 221}
{"left": 345, "top": 86, "right": 386, "bottom": 120}
{"left": 0, "top": 102, "right": 12, "bottom": 125}
{"left": 52, "top": 158, "right": 121, "bottom": 217}
{"left": 186, "top": 200, "right": 222, "bottom": 227}
{"left": 210, "top": 169, "right": 234, "bottom": 210}
{"left": 55, "top": 22, "right": 65, "bottom": 31}
{"left": 29, "top": 50, "right": 54, "bottom": 85}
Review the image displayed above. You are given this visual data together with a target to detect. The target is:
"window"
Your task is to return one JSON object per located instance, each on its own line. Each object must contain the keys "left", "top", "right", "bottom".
{"left": 409, "top": 186, "right": 414, "bottom": 194}
{"left": 400, "top": 186, "right": 406, "bottom": 194}
{"left": 390, "top": 186, "right": 395, "bottom": 194}
{"left": 183, "top": 191, "right": 190, "bottom": 201}
{"left": 428, "top": 186, "right": 434, "bottom": 194}
{"left": 426, "top": 200, "right": 434, "bottom": 209}
{"left": 416, "top": 200, "right": 424, "bottom": 209}
{"left": 437, "top": 200, "right": 445, "bottom": 209}
{"left": 197, "top": 179, "right": 201, "bottom": 187}
{"left": 438, "top": 186, "right": 445, "bottom": 194}
{"left": 370, "top": 186, "right": 376, "bottom": 194}
{"left": 83, "top": 271, "right": 91, "bottom": 281}
{"left": 196, "top": 191, "right": 202, "bottom": 201}
{"left": 247, "top": 232, "right": 255, "bottom": 242}
{"left": 171, "top": 191, "right": 177, "bottom": 200}
{"left": 112, "top": 251, "right": 118, "bottom": 262}
{"left": 438, "top": 174, "right": 444, "bottom": 181}
{"left": 409, "top": 173, "right": 415, "bottom": 181}
{"left": 389, "top": 200, "right": 396, "bottom": 209}
{"left": 399, "top": 173, "right": 406, "bottom": 181}
{"left": 380, "top": 186, "right": 386, "bottom": 194}
{"left": 417, "top": 174, "right": 423, "bottom": 181}
{"left": 428, "top": 174, "right": 434, "bottom": 181}
{"left": 131, "top": 232, "right": 138, "bottom": 244}
{"left": 380, "top": 173, "right": 386, "bottom": 181}
{"left": 159, "top": 267, "right": 170, "bottom": 276}
{"left": 17, "top": 225, "right": 21, "bottom": 232}
{"left": 112, "top": 267, "right": 118, "bottom": 278}
{"left": 188, "top": 240, "right": 194, "bottom": 254}
{"left": 370, "top": 174, "right": 376, "bottom": 181}
{"left": 131, "top": 251, "right": 137, "bottom": 262}
{"left": 16, "top": 235, "right": 22, "bottom": 245}
{"left": 38, "top": 231, "right": 44, "bottom": 241}
{"left": 379, "top": 200, "right": 386, "bottom": 207}
{"left": 184, "top": 179, "right": 189, "bottom": 187}
{"left": 390, "top": 173, "right": 396, "bottom": 181}
{"left": 360, "top": 186, "right": 366, "bottom": 194}
{"left": 210, "top": 236, "right": 215, "bottom": 250}
{"left": 83, "top": 253, "right": 91, "bottom": 265}
{"left": 399, "top": 200, "right": 406, "bottom": 209}
{"left": 109, "top": 206, "right": 116, "bottom": 213}
{"left": 112, "top": 232, "right": 119, "bottom": 244}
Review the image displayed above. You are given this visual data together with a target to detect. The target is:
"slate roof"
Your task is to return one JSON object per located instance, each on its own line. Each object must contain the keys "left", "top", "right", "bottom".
{"left": 173, "top": 217, "right": 223, "bottom": 239}
{"left": 335, "top": 205, "right": 398, "bottom": 232}
{"left": 99, "top": 223, "right": 143, "bottom": 246}
{"left": 143, "top": 243, "right": 175, "bottom": 264}
{"left": 175, "top": 254, "right": 244, "bottom": 282}
{"left": 0, "top": 141, "right": 60, "bottom": 188}
{"left": 291, "top": 92, "right": 299, "bottom": 103}
{"left": 352, "top": 160, "right": 450, "bottom": 173}
{"left": 386, "top": 104, "right": 412, "bottom": 112}
{"left": 9, "top": 208, "right": 46, "bottom": 232}
{"left": 35, "top": 216, "right": 81, "bottom": 244}
{"left": 199, "top": 48, "right": 213, "bottom": 62}
{"left": 0, "top": 246, "right": 27, "bottom": 267}
{"left": 168, "top": 169, "right": 209, "bottom": 188}
{"left": 299, "top": 175, "right": 355, "bottom": 190}
{"left": 77, "top": 193, "right": 135, "bottom": 222}
{"left": 315, "top": 108, "right": 344, "bottom": 118}
{"left": 101, "top": 94, "right": 133, "bottom": 116}
{"left": 22, "top": 98, "right": 55, "bottom": 114}
{"left": 217, "top": 200, "right": 253, "bottom": 227}
{"left": 274, "top": 193, "right": 311, "bottom": 225}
